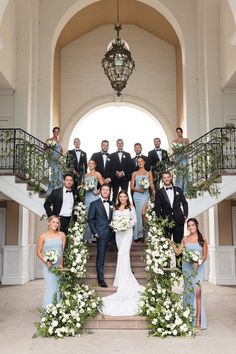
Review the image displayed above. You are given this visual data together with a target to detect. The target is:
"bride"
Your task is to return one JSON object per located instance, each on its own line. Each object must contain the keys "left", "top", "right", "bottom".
{"left": 101, "top": 190, "right": 144, "bottom": 316}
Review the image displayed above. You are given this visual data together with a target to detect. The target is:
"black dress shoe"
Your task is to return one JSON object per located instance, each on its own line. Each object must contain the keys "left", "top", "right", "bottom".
{"left": 99, "top": 281, "right": 108, "bottom": 288}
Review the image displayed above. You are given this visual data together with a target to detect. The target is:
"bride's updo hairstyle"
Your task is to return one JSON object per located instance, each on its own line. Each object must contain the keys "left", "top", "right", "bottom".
{"left": 187, "top": 218, "right": 205, "bottom": 247}
{"left": 115, "top": 190, "right": 132, "bottom": 210}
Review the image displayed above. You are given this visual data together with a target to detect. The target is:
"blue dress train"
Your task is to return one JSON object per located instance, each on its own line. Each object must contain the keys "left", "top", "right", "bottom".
{"left": 133, "top": 175, "right": 149, "bottom": 241}
{"left": 47, "top": 141, "right": 63, "bottom": 196}
{"left": 42, "top": 235, "right": 63, "bottom": 309}
{"left": 182, "top": 241, "right": 207, "bottom": 329}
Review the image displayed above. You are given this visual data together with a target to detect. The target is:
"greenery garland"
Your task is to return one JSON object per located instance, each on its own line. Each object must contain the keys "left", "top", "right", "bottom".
{"left": 138, "top": 201, "right": 195, "bottom": 337}
{"left": 34, "top": 202, "right": 102, "bottom": 338}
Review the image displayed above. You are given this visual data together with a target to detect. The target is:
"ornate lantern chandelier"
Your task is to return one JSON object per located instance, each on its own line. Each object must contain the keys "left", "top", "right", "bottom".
{"left": 101, "top": 0, "right": 135, "bottom": 97}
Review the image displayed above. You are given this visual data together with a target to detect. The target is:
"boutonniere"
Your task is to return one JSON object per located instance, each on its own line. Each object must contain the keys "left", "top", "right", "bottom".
{"left": 110, "top": 205, "right": 114, "bottom": 210}
{"left": 107, "top": 158, "right": 110, "bottom": 161}
{"left": 176, "top": 191, "right": 179, "bottom": 196}
{"left": 81, "top": 153, "right": 84, "bottom": 157}
{"left": 123, "top": 155, "right": 126, "bottom": 159}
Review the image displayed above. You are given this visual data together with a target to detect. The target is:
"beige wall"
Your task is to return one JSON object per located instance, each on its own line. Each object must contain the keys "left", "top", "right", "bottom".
{"left": 0, "top": 0, "right": 16, "bottom": 89}
{"left": 5, "top": 200, "right": 18, "bottom": 245}
{"left": 220, "top": 0, "right": 236, "bottom": 87}
{"left": 218, "top": 200, "right": 233, "bottom": 245}
{"left": 60, "top": 24, "right": 176, "bottom": 141}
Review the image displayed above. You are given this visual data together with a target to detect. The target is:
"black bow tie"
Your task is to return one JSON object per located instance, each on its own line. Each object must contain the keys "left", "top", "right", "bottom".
{"left": 66, "top": 190, "right": 72, "bottom": 193}
{"left": 118, "top": 151, "right": 123, "bottom": 153}
{"left": 166, "top": 187, "right": 172, "bottom": 191}
{"left": 156, "top": 148, "right": 161, "bottom": 151}
{"left": 75, "top": 149, "right": 81, "bottom": 152}
{"left": 102, "top": 152, "right": 107, "bottom": 155}
{"left": 103, "top": 200, "right": 109, "bottom": 203}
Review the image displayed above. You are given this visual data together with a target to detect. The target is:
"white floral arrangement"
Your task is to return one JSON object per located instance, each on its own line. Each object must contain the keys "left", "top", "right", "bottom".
{"left": 110, "top": 215, "right": 131, "bottom": 232}
{"left": 182, "top": 248, "right": 202, "bottom": 265}
{"left": 83, "top": 179, "right": 96, "bottom": 191}
{"left": 138, "top": 200, "right": 195, "bottom": 337}
{"left": 34, "top": 201, "right": 101, "bottom": 338}
{"left": 44, "top": 249, "right": 60, "bottom": 265}
{"left": 139, "top": 177, "right": 150, "bottom": 189}
{"left": 46, "top": 139, "right": 57, "bottom": 148}
{"left": 35, "top": 284, "right": 102, "bottom": 338}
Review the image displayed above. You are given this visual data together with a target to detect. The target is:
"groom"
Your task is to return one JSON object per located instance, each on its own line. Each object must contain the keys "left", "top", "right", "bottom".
{"left": 88, "top": 184, "right": 114, "bottom": 288}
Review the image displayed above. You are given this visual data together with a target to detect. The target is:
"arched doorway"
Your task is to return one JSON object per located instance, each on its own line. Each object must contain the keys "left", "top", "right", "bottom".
{"left": 68, "top": 104, "right": 169, "bottom": 159}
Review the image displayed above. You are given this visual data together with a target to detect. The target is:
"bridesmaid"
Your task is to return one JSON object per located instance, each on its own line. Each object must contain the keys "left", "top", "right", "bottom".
{"left": 45, "top": 127, "right": 64, "bottom": 196}
{"left": 37, "top": 215, "right": 66, "bottom": 309}
{"left": 172, "top": 127, "right": 190, "bottom": 194}
{"left": 83, "top": 159, "right": 104, "bottom": 242}
{"left": 131, "top": 156, "right": 155, "bottom": 242}
{"left": 171, "top": 218, "right": 208, "bottom": 331}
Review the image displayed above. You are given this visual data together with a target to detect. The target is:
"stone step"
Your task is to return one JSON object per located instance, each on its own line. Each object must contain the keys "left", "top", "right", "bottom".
{"left": 85, "top": 272, "right": 147, "bottom": 286}
{"left": 86, "top": 262, "right": 146, "bottom": 274}
{"left": 85, "top": 314, "right": 148, "bottom": 330}
{"left": 88, "top": 254, "right": 146, "bottom": 263}
{"left": 94, "top": 286, "right": 117, "bottom": 297}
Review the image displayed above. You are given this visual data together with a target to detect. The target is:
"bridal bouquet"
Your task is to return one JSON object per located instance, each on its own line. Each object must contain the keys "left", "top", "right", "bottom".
{"left": 46, "top": 140, "right": 57, "bottom": 148}
{"left": 83, "top": 179, "right": 96, "bottom": 191}
{"left": 139, "top": 177, "right": 150, "bottom": 189}
{"left": 110, "top": 216, "right": 131, "bottom": 232}
{"left": 44, "top": 249, "right": 60, "bottom": 265}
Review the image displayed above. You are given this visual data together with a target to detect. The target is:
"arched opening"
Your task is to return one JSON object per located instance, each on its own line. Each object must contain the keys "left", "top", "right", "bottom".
{"left": 51, "top": 0, "right": 185, "bottom": 135}
{"left": 68, "top": 104, "right": 169, "bottom": 159}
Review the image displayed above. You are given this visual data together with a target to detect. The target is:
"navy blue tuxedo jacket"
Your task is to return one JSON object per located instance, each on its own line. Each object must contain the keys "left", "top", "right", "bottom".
{"left": 88, "top": 198, "right": 114, "bottom": 240}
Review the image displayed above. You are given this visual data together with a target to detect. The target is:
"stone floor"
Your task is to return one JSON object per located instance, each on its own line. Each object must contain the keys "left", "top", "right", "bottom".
{"left": 0, "top": 280, "right": 236, "bottom": 354}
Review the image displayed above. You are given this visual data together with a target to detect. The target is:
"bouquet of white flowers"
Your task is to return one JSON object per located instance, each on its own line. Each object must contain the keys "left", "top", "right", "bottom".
{"left": 139, "top": 177, "right": 150, "bottom": 189}
{"left": 110, "top": 215, "right": 131, "bottom": 232}
{"left": 83, "top": 179, "right": 96, "bottom": 191}
{"left": 44, "top": 249, "right": 60, "bottom": 265}
{"left": 182, "top": 248, "right": 202, "bottom": 265}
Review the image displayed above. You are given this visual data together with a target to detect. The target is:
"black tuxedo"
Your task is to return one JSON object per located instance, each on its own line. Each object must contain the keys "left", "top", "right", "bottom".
{"left": 110, "top": 150, "right": 132, "bottom": 202}
{"left": 131, "top": 154, "right": 150, "bottom": 174}
{"left": 154, "top": 186, "right": 188, "bottom": 243}
{"left": 44, "top": 188, "right": 76, "bottom": 239}
{"left": 66, "top": 149, "right": 87, "bottom": 187}
{"left": 148, "top": 148, "right": 169, "bottom": 190}
{"left": 88, "top": 198, "right": 114, "bottom": 283}
{"left": 148, "top": 148, "right": 169, "bottom": 169}
{"left": 90, "top": 151, "right": 114, "bottom": 183}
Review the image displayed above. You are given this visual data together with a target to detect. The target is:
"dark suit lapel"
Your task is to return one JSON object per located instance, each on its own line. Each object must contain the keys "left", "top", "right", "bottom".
{"left": 161, "top": 187, "right": 171, "bottom": 207}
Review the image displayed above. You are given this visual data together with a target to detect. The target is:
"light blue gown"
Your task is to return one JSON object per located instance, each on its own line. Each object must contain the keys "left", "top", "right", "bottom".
{"left": 133, "top": 175, "right": 149, "bottom": 240}
{"left": 182, "top": 241, "right": 207, "bottom": 330}
{"left": 42, "top": 235, "right": 63, "bottom": 309}
{"left": 83, "top": 175, "right": 100, "bottom": 242}
{"left": 47, "top": 141, "right": 63, "bottom": 196}
{"left": 174, "top": 141, "right": 189, "bottom": 194}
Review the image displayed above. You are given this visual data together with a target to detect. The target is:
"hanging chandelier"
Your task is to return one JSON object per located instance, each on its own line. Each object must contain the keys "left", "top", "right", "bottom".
{"left": 101, "top": 0, "right": 135, "bottom": 97}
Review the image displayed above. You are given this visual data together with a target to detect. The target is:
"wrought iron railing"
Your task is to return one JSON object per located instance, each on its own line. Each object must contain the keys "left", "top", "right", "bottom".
{"left": 152, "top": 127, "right": 236, "bottom": 197}
{"left": 0, "top": 128, "right": 66, "bottom": 192}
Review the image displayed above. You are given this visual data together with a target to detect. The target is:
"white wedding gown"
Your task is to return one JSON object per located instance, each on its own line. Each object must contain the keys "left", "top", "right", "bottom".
{"left": 101, "top": 207, "right": 144, "bottom": 316}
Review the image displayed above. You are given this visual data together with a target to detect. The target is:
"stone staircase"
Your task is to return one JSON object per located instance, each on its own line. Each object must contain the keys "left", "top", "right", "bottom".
{"left": 84, "top": 242, "right": 149, "bottom": 330}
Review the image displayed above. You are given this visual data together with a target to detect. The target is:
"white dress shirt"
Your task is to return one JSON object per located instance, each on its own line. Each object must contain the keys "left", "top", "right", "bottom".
{"left": 101, "top": 197, "right": 110, "bottom": 218}
{"left": 118, "top": 151, "right": 123, "bottom": 162}
{"left": 59, "top": 187, "right": 74, "bottom": 217}
{"left": 165, "top": 186, "right": 174, "bottom": 208}
{"left": 156, "top": 149, "right": 162, "bottom": 161}
{"left": 75, "top": 149, "right": 81, "bottom": 163}
{"left": 102, "top": 151, "right": 107, "bottom": 168}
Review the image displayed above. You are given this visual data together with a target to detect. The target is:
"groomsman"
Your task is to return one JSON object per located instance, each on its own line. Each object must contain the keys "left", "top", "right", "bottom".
{"left": 131, "top": 142, "right": 149, "bottom": 174}
{"left": 148, "top": 137, "right": 169, "bottom": 190}
{"left": 110, "top": 139, "right": 132, "bottom": 203}
{"left": 44, "top": 174, "right": 76, "bottom": 243}
{"left": 154, "top": 171, "right": 188, "bottom": 244}
{"left": 148, "top": 137, "right": 169, "bottom": 170}
{"left": 90, "top": 140, "right": 114, "bottom": 186}
{"left": 66, "top": 138, "right": 87, "bottom": 189}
